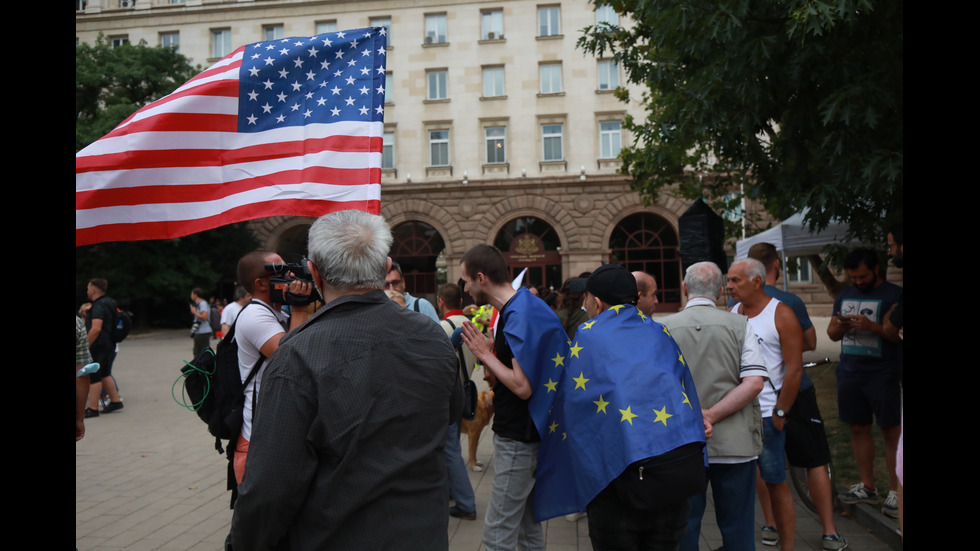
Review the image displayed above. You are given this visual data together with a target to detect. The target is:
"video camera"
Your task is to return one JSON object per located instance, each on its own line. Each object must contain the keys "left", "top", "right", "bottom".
{"left": 264, "top": 258, "right": 322, "bottom": 306}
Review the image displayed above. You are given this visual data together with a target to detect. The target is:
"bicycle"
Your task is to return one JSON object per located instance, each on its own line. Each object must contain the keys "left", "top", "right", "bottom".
{"left": 789, "top": 460, "right": 835, "bottom": 514}
{"left": 786, "top": 358, "right": 836, "bottom": 514}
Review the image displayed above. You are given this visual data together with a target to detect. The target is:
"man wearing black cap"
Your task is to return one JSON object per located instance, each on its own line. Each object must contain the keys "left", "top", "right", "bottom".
{"left": 559, "top": 264, "right": 708, "bottom": 551}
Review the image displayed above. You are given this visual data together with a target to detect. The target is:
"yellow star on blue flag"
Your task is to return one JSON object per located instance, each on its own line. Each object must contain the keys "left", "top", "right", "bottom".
{"left": 495, "top": 286, "right": 572, "bottom": 458}
{"left": 533, "top": 303, "right": 707, "bottom": 522}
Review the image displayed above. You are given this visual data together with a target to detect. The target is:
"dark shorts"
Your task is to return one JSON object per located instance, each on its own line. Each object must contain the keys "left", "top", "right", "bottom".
{"left": 89, "top": 346, "right": 115, "bottom": 384}
{"left": 785, "top": 387, "right": 832, "bottom": 469}
{"left": 836, "top": 367, "right": 901, "bottom": 428}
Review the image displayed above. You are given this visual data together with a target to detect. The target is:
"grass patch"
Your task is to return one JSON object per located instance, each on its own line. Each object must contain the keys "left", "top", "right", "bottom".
{"left": 808, "top": 361, "right": 894, "bottom": 494}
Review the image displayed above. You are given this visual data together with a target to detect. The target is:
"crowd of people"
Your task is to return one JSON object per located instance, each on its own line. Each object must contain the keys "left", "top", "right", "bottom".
{"left": 77, "top": 210, "right": 903, "bottom": 551}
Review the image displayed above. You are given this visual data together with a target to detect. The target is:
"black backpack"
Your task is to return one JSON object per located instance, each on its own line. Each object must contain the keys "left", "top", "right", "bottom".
{"left": 111, "top": 307, "right": 133, "bottom": 343}
{"left": 174, "top": 301, "right": 272, "bottom": 454}
{"left": 208, "top": 303, "right": 222, "bottom": 333}
{"left": 442, "top": 318, "right": 477, "bottom": 421}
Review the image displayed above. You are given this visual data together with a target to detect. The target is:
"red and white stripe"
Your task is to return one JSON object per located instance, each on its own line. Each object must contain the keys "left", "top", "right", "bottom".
{"left": 76, "top": 46, "right": 382, "bottom": 247}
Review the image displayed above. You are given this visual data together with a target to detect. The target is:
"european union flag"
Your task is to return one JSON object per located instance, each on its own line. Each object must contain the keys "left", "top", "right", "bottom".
{"left": 497, "top": 287, "right": 570, "bottom": 438}
{"left": 533, "top": 304, "right": 707, "bottom": 522}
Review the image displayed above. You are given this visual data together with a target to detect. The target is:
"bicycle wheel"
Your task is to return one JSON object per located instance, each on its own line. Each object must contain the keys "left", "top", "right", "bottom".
{"left": 788, "top": 460, "right": 834, "bottom": 514}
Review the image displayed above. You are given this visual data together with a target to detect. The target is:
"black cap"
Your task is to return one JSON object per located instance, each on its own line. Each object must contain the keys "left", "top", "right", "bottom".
{"left": 568, "top": 264, "right": 638, "bottom": 306}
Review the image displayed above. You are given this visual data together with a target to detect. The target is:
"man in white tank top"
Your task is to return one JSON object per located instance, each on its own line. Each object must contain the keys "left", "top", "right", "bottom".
{"left": 728, "top": 258, "right": 803, "bottom": 551}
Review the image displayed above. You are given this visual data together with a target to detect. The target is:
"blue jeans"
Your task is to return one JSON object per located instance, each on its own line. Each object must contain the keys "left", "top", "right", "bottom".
{"left": 680, "top": 460, "right": 757, "bottom": 551}
{"left": 758, "top": 416, "right": 787, "bottom": 484}
{"left": 483, "top": 434, "right": 544, "bottom": 551}
{"left": 446, "top": 421, "right": 475, "bottom": 513}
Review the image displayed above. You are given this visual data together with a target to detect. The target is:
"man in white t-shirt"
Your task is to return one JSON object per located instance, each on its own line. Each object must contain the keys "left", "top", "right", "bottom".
{"left": 728, "top": 257, "right": 803, "bottom": 551}
{"left": 220, "top": 286, "right": 250, "bottom": 336}
{"left": 232, "top": 250, "right": 312, "bottom": 485}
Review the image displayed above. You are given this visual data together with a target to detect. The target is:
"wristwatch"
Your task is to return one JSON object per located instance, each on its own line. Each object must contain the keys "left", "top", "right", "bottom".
{"left": 774, "top": 408, "right": 786, "bottom": 419}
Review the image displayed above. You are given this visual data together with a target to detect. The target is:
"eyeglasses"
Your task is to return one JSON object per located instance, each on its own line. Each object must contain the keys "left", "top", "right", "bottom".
{"left": 384, "top": 279, "right": 402, "bottom": 289}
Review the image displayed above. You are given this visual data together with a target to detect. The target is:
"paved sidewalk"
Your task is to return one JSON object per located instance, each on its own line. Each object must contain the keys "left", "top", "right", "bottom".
{"left": 77, "top": 325, "right": 899, "bottom": 550}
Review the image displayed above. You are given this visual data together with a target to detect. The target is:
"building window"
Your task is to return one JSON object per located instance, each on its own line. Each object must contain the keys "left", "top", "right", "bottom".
{"left": 483, "top": 66, "right": 505, "bottom": 98}
{"left": 787, "top": 256, "right": 813, "bottom": 284}
{"left": 370, "top": 17, "right": 391, "bottom": 45}
{"left": 382, "top": 131, "right": 395, "bottom": 170}
{"left": 598, "top": 60, "right": 619, "bottom": 90}
{"left": 427, "top": 70, "right": 448, "bottom": 100}
{"left": 264, "top": 25, "right": 284, "bottom": 41}
{"left": 160, "top": 32, "right": 179, "bottom": 51}
{"left": 542, "top": 123, "right": 564, "bottom": 161}
{"left": 599, "top": 120, "right": 622, "bottom": 159}
{"left": 118, "top": 0, "right": 134, "bottom": 7}
{"left": 76, "top": 0, "right": 87, "bottom": 10}
{"left": 110, "top": 36, "right": 130, "bottom": 48}
{"left": 486, "top": 127, "right": 506, "bottom": 164}
{"left": 609, "top": 213, "right": 682, "bottom": 307}
{"left": 596, "top": 4, "right": 618, "bottom": 27}
{"left": 316, "top": 21, "right": 337, "bottom": 34}
{"left": 169, "top": 0, "right": 186, "bottom": 3}
{"left": 391, "top": 221, "right": 447, "bottom": 294}
{"left": 429, "top": 130, "right": 450, "bottom": 167}
{"left": 539, "top": 63, "right": 562, "bottom": 94}
{"left": 538, "top": 5, "right": 561, "bottom": 37}
{"left": 211, "top": 29, "right": 231, "bottom": 59}
{"left": 425, "top": 14, "right": 447, "bottom": 44}
{"left": 482, "top": 9, "right": 504, "bottom": 40}
{"left": 384, "top": 73, "right": 393, "bottom": 104}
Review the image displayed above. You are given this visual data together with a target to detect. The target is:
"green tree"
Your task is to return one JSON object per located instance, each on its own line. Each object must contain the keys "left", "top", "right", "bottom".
{"left": 578, "top": 0, "right": 902, "bottom": 261}
{"left": 76, "top": 224, "right": 258, "bottom": 328}
{"left": 76, "top": 36, "right": 199, "bottom": 152}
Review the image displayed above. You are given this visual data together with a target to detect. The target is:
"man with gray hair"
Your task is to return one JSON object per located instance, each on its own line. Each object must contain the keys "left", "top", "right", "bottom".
{"left": 748, "top": 243, "right": 847, "bottom": 550}
{"left": 663, "top": 262, "right": 768, "bottom": 551}
{"left": 728, "top": 257, "right": 804, "bottom": 551}
{"left": 232, "top": 210, "right": 461, "bottom": 551}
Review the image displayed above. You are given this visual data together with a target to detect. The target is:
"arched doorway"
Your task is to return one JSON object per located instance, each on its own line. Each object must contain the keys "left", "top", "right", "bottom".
{"left": 494, "top": 216, "right": 563, "bottom": 290}
{"left": 609, "top": 212, "right": 682, "bottom": 312}
{"left": 275, "top": 223, "right": 313, "bottom": 264}
{"left": 390, "top": 220, "right": 446, "bottom": 298}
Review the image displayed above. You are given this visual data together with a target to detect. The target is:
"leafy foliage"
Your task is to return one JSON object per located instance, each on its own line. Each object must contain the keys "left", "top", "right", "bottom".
{"left": 76, "top": 224, "right": 258, "bottom": 327}
{"left": 76, "top": 35, "right": 199, "bottom": 153}
{"left": 579, "top": 0, "right": 902, "bottom": 259}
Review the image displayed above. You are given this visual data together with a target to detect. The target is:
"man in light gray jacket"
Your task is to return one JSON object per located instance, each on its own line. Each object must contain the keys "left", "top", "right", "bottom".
{"left": 663, "top": 261, "right": 767, "bottom": 551}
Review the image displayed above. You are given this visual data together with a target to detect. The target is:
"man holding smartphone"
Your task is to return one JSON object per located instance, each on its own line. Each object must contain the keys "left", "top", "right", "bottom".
{"left": 828, "top": 247, "right": 903, "bottom": 518}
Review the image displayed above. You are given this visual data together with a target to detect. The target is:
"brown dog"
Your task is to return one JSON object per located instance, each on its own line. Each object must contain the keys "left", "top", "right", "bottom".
{"left": 460, "top": 390, "right": 494, "bottom": 471}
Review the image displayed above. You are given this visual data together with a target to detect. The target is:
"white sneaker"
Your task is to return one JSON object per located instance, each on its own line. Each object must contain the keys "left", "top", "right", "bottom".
{"left": 881, "top": 490, "right": 899, "bottom": 519}
{"left": 838, "top": 482, "right": 879, "bottom": 504}
{"left": 761, "top": 525, "right": 779, "bottom": 546}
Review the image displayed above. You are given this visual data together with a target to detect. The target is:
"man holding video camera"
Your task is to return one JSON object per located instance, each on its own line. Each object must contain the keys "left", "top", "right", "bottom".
{"left": 231, "top": 250, "right": 313, "bottom": 485}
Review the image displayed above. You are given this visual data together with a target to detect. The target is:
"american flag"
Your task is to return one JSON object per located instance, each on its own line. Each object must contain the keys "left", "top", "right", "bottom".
{"left": 75, "top": 27, "right": 387, "bottom": 247}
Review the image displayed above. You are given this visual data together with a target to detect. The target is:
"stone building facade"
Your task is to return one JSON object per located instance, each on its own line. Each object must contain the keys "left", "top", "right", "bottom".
{"left": 250, "top": 174, "right": 702, "bottom": 311}
{"left": 77, "top": 0, "right": 831, "bottom": 314}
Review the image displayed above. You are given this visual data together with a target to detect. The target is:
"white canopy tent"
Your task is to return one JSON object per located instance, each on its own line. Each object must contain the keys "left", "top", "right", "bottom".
{"left": 735, "top": 210, "right": 852, "bottom": 259}
{"left": 735, "top": 210, "right": 852, "bottom": 290}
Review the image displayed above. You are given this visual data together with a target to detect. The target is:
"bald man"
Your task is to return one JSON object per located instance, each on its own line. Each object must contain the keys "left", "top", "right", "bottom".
{"left": 632, "top": 271, "right": 659, "bottom": 317}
